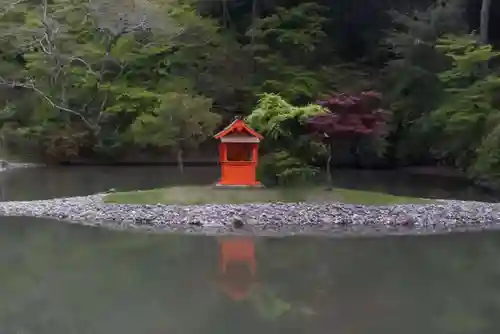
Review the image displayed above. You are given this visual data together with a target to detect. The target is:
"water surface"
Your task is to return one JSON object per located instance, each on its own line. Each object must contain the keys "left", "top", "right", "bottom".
{"left": 1, "top": 217, "right": 500, "bottom": 333}
{"left": 0, "top": 166, "right": 495, "bottom": 201}
{"left": 0, "top": 166, "right": 499, "bottom": 333}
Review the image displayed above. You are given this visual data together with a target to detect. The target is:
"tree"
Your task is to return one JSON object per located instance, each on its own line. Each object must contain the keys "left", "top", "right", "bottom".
{"left": 130, "top": 92, "right": 221, "bottom": 173}
{"left": 245, "top": 2, "right": 332, "bottom": 104}
{"left": 480, "top": 0, "right": 491, "bottom": 44}
{"left": 245, "top": 93, "right": 325, "bottom": 185}
{"left": 424, "top": 35, "right": 500, "bottom": 183}
{"left": 305, "top": 91, "right": 390, "bottom": 187}
{"left": 0, "top": 0, "right": 230, "bottom": 161}
{"left": 381, "top": 0, "right": 468, "bottom": 165}
{"left": 0, "top": 0, "right": 177, "bottom": 131}
{"left": 164, "top": 4, "right": 252, "bottom": 115}
{"left": 1, "top": 0, "right": 497, "bottom": 177}
{"left": 0, "top": 0, "right": 180, "bottom": 158}
{"left": 245, "top": 93, "right": 325, "bottom": 141}
{"left": 245, "top": 92, "right": 326, "bottom": 162}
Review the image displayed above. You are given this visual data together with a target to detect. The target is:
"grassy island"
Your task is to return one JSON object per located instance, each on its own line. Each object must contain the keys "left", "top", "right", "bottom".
{"left": 103, "top": 186, "right": 431, "bottom": 206}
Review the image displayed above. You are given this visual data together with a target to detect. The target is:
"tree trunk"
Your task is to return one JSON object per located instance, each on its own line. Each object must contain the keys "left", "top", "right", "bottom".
{"left": 251, "top": 0, "right": 258, "bottom": 43}
{"left": 177, "top": 148, "right": 184, "bottom": 174}
{"left": 325, "top": 143, "right": 333, "bottom": 190}
{"left": 480, "top": 0, "right": 491, "bottom": 44}
{"left": 221, "top": 0, "right": 231, "bottom": 28}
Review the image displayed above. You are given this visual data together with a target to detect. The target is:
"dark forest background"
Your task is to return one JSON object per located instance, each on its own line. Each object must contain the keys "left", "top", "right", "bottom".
{"left": 1, "top": 0, "right": 500, "bottom": 186}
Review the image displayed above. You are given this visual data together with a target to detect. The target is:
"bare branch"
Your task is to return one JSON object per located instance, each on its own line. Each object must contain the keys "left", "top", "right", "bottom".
{"left": 38, "top": 37, "right": 51, "bottom": 55}
{"left": 0, "top": 77, "right": 97, "bottom": 131}
{"left": 96, "top": 91, "right": 109, "bottom": 123}
{"left": 68, "top": 56, "right": 98, "bottom": 76}
{"left": 42, "top": 0, "right": 48, "bottom": 20}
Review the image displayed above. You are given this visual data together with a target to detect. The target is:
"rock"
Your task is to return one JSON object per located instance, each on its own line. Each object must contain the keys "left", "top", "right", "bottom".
{"left": 396, "top": 215, "right": 416, "bottom": 227}
{"left": 246, "top": 218, "right": 258, "bottom": 225}
{"left": 232, "top": 216, "right": 245, "bottom": 229}
{"left": 189, "top": 220, "right": 203, "bottom": 226}
{"left": 0, "top": 193, "right": 499, "bottom": 237}
{"left": 335, "top": 217, "right": 350, "bottom": 225}
{"left": 0, "top": 160, "right": 42, "bottom": 171}
{"left": 0, "top": 160, "right": 9, "bottom": 169}
{"left": 320, "top": 217, "right": 333, "bottom": 225}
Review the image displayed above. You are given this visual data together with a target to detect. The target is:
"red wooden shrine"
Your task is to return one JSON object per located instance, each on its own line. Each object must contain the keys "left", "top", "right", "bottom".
{"left": 214, "top": 119, "right": 264, "bottom": 187}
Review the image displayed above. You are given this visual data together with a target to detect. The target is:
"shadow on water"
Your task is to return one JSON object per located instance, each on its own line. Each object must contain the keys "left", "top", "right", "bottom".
{"left": 1, "top": 217, "right": 500, "bottom": 333}
{"left": 0, "top": 166, "right": 496, "bottom": 201}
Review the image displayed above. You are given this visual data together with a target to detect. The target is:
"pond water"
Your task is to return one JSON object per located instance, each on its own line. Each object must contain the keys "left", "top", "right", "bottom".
{"left": 0, "top": 166, "right": 499, "bottom": 333}
{"left": 0, "top": 165, "right": 496, "bottom": 201}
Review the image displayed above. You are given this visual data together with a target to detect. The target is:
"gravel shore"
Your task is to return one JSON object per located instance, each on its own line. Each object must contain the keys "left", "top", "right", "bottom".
{"left": 1, "top": 194, "right": 500, "bottom": 236}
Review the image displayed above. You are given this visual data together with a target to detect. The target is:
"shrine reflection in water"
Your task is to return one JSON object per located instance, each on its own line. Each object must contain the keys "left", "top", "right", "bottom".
{"left": 1, "top": 217, "right": 500, "bottom": 333}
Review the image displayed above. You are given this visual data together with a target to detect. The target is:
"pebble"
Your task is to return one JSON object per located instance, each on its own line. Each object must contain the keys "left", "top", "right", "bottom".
{"left": 0, "top": 195, "right": 499, "bottom": 236}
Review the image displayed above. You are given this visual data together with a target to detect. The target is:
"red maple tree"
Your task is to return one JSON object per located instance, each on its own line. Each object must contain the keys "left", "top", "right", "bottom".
{"left": 307, "top": 91, "right": 389, "bottom": 137}
{"left": 305, "top": 91, "right": 390, "bottom": 187}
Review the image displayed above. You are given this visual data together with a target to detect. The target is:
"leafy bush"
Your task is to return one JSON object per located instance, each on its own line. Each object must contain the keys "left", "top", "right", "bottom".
{"left": 424, "top": 35, "right": 500, "bottom": 183}
{"left": 257, "top": 151, "right": 319, "bottom": 186}
{"left": 246, "top": 93, "right": 326, "bottom": 164}
{"left": 246, "top": 93, "right": 325, "bottom": 140}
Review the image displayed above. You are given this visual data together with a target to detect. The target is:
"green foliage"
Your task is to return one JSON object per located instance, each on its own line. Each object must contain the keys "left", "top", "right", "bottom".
{"left": 257, "top": 151, "right": 320, "bottom": 186}
{"left": 246, "top": 2, "right": 332, "bottom": 103}
{"left": 0, "top": 0, "right": 227, "bottom": 160}
{"left": 472, "top": 126, "right": 500, "bottom": 182}
{"left": 246, "top": 93, "right": 326, "bottom": 176}
{"left": 161, "top": 4, "right": 252, "bottom": 112}
{"left": 246, "top": 93, "right": 325, "bottom": 140}
{"left": 437, "top": 36, "right": 500, "bottom": 79}
{"left": 130, "top": 92, "right": 220, "bottom": 151}
{"left": 248, "top": 287, "right": 291, "bottom": 320}
{"left": 424, "top": 35, "right": 500, "bottom": 182}
{"left": 2, "top": 0, "right": 500, "bottom": 191}
{"left": 382, "top": 0, "right": 468, "bottom": 163}
{"left": 247, "top": 2, "right": 328, "bottom": 52}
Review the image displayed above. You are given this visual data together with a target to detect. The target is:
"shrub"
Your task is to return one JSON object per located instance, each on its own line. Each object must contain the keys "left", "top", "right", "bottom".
{"left": 257, "top": 151, "right": 319, "bottom": 186}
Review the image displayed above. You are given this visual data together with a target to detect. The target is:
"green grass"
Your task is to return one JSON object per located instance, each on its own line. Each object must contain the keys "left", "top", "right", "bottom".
{"left": 104, "top": 186, "right": 431, "bottom": 206}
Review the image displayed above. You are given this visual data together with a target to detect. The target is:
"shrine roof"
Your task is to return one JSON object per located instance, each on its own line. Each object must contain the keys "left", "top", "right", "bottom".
{"left": 214, "top": 119, "right": 264, "bottom": 140}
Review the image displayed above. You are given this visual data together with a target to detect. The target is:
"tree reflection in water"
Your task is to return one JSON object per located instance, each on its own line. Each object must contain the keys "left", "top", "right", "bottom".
{"left": 3, "top": 218, "right": 500, "bottom": 333}
{"left": 216, "top": 237, "right": 293, "bottom": 320}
